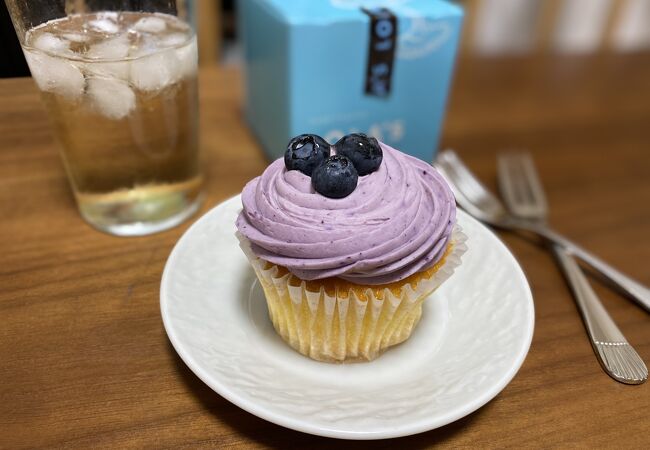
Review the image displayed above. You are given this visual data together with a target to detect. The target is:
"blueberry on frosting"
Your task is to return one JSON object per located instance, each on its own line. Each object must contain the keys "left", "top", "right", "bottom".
{"left": 284, "top": 133, "right": 384, "bottom": 199}
{"left": 334, "top": 133, "right": 383, "bottom": 176}
{"left": 284, "top": 134, "right": 331, "bottom": 176}
{"left": 311, "top": 155, "right": 358, "bottom": 199}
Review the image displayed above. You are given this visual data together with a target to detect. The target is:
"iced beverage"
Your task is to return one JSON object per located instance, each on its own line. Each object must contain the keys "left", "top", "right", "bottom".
{"left": 22, "top": 11, "right": 201, "bottom": 235}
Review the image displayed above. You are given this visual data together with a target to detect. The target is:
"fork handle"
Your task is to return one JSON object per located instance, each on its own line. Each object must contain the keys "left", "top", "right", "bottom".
{"left": 552, "top": 245, "right": 627, "bottom": 343}
{"left": 552, "top": 245, "right": 647, "bottom": 384}
{"left": 534, "top": 225, "right": 650, "bottom": 312}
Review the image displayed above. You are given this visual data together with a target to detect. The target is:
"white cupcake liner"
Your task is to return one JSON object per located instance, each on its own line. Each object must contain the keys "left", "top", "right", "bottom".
{"left": 237, "top": 226, "right": 467, "bottom": 362}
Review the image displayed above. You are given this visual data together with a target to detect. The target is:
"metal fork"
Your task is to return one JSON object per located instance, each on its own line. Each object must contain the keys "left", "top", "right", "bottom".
{"left": 435, "top": 150, "right": 650, "bottom": 313}
{"left": 498, "top": 152, "right": 647, "bottom": 385}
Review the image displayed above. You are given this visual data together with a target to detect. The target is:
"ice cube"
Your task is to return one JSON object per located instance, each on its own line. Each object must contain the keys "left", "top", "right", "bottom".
{"left": 86, "top": 33, "right": 130, "bottom": 60}
{"left": 62, "top": 33, "right": 90, "bottom": 43}
{"left": 97, "top": 11, "right": 119, "bottom": 21}
{"left": 176, "top": 37, "right": 198, "bottom": 79}
{"left": 161, "top": 32, "right": 188, "bottom": 48}
{"left": 130, "top": 49, "right": 181, "bottom": 91}
{"left": 89, "top": 19, "right": 119, "bottom": 34}
{"left": 85, "top": 60, "right": 130, "bottom": 82}
{"left": 86, "top": 77, "right": 135, "bottom": 119}
{"left": 133, "top": 16, "right": 167, "bottom": 34}
{"left": 85, "top": 34, "right": 131, "bottom": 80}
{"left": 128, "top": 32, "right": 158, "bottom": 58}
{"left": 32, "top": 32, "right": 70, "bottom": 54}
{"left": 24, "top": 50, "right": 85, "bottom": 99}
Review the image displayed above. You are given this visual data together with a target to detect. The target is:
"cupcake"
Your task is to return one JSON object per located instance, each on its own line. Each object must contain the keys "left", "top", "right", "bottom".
{"left": 236, "top": 133, "right": 466, "bottom": 362}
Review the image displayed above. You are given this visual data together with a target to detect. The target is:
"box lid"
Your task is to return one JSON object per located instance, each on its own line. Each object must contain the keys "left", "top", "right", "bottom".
{"left": 257, "top": 0, "right": 462, "bottom": 24}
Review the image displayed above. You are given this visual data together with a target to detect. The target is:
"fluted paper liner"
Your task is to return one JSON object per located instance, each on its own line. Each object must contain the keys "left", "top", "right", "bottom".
{"left": 237, "top": 226, "right": 467, "bottom": 362}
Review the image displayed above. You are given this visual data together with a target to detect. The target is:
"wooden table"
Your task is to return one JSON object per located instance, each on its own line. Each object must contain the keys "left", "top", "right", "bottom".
{"left": 2, "top": 54, "right": 649, "bottom": 448}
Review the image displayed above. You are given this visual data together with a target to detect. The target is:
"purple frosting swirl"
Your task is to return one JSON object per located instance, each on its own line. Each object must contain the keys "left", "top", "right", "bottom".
{"left": 236, "top": 143, "right": 456, "bottom": 285}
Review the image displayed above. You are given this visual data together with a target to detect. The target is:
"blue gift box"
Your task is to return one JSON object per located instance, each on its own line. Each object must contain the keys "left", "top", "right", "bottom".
{"left": 240, "top": 0, "right": 463, "bottom": 163}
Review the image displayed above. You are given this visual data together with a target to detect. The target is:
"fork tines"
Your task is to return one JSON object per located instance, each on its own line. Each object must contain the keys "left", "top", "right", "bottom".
{"left": 497, "top": 152, "right": 547, "bottom": 220}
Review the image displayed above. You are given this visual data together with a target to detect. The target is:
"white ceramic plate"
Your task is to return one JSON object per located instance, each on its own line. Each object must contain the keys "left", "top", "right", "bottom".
{"left": 161, "top": 195, "right": 534, "bottom": 440}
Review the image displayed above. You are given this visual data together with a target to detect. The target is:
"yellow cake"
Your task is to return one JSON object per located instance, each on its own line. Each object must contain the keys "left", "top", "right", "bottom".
{"left": 241, "top": 231, "right": 466, "bottom": 362}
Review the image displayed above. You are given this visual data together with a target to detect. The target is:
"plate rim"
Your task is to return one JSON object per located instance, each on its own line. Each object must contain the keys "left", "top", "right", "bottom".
{"left": 160, "top": 194, "right": 535, "bottom": 440}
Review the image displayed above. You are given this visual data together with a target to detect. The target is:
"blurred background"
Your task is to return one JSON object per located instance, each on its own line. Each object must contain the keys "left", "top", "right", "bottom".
{"left": 3, "top": 0, "right": 650, "bottom": 77}
{"left": 2, "top": 0, "right": 649, "bottom": 171}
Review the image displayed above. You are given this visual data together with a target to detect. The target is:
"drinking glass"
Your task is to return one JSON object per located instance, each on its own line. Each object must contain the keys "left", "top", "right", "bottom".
{"left": 4, "top": 0, "right": 202, "bottom": 236}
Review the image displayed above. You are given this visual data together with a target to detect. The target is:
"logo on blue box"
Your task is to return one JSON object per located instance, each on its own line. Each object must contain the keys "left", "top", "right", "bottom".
{"left": 240, "top": 0, "right": 463, "bottom": 163}
{"left": 362, "top": 8, "right": 397, "bottom": 98}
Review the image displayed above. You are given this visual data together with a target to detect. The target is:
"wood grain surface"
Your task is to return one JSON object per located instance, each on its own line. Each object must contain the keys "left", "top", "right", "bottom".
{"left": 1, "top": 53, "right": 649, "bottom": 448}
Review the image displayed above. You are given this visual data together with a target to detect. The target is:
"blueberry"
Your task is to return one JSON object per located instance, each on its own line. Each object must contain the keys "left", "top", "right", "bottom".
{"left": 334, "top": 133, "right": 383, "bottom": 176}
{"left": 284, "top": 134, "right": 331, "bottom": 176}
{"left": 311, "top": 155, "right": 358, "bottom": 199}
